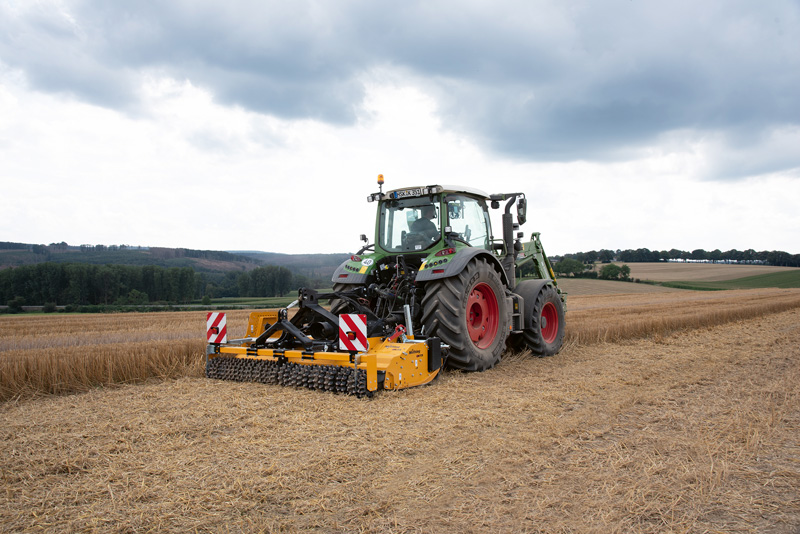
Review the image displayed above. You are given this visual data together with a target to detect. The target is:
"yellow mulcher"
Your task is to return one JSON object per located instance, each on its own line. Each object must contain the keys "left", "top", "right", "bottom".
{"left": 206, "top": 288, "right": 442, "bottom": 398}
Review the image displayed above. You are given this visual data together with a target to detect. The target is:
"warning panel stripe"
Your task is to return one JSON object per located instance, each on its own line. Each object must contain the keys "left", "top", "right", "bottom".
{"left": 213, "top": 324, "right": 228, "bottom": 342}
{"left": 339, "top": 326, "right": 357, "bottom": 352}
{"left": 342, "top": 314, "right": 368, "bottom": 348}
{"left": 339, "top": 314, "right": 367, "bottom": 352}
{"left": 206, "top": 312, "right": 227, "bottom": 344}
{"left": 208, "top": 329, "right": 227, "bottom": 344}
{"left": 207, "top": 312, "right": 224, "bottom": 330}
{"left": 208, "top": 327, "right": 227, "bottom": 344}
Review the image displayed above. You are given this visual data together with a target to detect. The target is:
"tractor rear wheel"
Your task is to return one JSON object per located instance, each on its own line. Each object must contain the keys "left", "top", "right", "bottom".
{"left": 420, "top": 257, "right": 509, "bottom": 371}
{"left": 513, "top": 283, "right": 565, "bottom": 357}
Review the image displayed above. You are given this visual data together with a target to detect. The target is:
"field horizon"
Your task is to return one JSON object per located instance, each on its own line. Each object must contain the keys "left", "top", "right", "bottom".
{"left": 620, "top": 261, "right": 799, "bottom": 282}
{"left": 556, "top": 262, "right": 800, "bottom": 296}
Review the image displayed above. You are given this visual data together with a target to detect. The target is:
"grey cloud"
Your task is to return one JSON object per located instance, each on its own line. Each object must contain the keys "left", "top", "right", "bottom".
{"left": 0, "top": 3, "right": 138, "bottom": 107}
{"left": 2, "top": 0, "right": 799, "bottom": 177}
{"left": 701, "top": 126, "right": 800, "bottom": 181}
{"left": 428, "top": 1, "right": 800, "bottom": 164}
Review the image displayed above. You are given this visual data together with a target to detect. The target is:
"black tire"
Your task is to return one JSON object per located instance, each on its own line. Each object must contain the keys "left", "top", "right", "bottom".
{"left": 420, "top": 257, "right": 510, "bottom": 371}
{"left": 512, "top": 282, "right": 565, "bottom": 357}
{"left": 330, "top": 283, "right": 359, "bottom": 315}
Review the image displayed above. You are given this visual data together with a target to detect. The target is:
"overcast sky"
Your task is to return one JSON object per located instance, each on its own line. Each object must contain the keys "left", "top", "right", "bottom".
{"left": 1, "top": 0, "right": 799, "bottom": 256}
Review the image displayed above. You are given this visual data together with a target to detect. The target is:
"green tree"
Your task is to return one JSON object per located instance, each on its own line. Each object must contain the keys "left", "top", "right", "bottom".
{"left": 599, "top": 263, "right": 631, "bottom": 281}
{"left": 598, "top": 249, "right": 615, "bottom": 263}
{"left": 276, "top": 267, "right": 293, "bottom": 296}
{"left": 126, "top": 289, "right": 149, "bottom": 305}
{"left": 554, "top": 258, "right": 587, "bottom": 277}
{"left": 96, "top": 265, "right": 121, "bottom": 304}
{"left": 237, "top": 271, "right": 252, "bottom": 297}
{"left": 599, "top": 264, "right": 621, "bottom": 280}
{"left": 64, "top": 264, "right": 90, "bottom": 304}
{"left": 7, "top": 296, "right": 26, "bottom": 313}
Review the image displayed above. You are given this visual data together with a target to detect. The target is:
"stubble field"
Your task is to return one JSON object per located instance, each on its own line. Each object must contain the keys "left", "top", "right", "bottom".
{"left": 2, "top": 281, "right": 800, "bottom": 533}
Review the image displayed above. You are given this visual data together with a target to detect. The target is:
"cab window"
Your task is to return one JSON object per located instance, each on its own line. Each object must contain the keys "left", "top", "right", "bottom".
{"left": 379, "top": 198, "right": 441, "bottom": 252}
{"left": 445, "top": 195, "right": 490, "bottom": 250}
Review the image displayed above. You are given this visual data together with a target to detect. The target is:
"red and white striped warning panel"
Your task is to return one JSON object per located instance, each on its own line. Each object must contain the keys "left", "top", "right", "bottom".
{"left": 339, "top": 314, "right": 368, "bottom": 352}
{"left": 206, "top": 312, "right": 227, "bottom": 344}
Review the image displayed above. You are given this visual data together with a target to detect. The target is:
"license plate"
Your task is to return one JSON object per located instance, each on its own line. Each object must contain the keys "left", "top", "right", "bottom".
{"left": 394, "top": 188, "right": 422, "bottom": 198}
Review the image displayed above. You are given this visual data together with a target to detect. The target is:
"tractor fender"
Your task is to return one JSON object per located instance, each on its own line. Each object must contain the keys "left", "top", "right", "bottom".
{"left": 416, "top": 248, "right": 509, "bottom": 286}
{"left": 509, "top": 279, "right": 551, "bottom": 336}
{"left": 512, "top": 279, "right": 550, "bottom": 315}
{"left": 331, "top": 259, "right": 370, "bottom": 285}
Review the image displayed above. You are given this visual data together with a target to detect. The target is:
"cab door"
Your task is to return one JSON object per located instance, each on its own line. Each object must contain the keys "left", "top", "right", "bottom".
{"left": 445, "top": 195, "right": 492, "bottom": 250}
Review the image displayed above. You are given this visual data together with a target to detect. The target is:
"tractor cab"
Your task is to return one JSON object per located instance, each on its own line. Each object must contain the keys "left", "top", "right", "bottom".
{"left": 374, "top": 186, "right": 494, "bottom": 254}
{"left": 334, "top": 175, "right": 536, "bottom": 292}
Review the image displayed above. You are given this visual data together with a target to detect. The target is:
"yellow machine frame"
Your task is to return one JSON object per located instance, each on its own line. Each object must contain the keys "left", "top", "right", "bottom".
{"left": 208, "top": 311, "right": 441, "bottom": 392}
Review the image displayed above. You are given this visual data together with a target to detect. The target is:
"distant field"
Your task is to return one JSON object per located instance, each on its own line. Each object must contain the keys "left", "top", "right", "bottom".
{"left": 622, "top": 262, "right": 798, "bottom": 282}
{"left": 662, "top": 270, "right": 800, "bottom": 290}
{"left": 556, "top": 278, "right": 680, "bottom": 296}
{"left": 554, "top": 263, "right": 800, "bottom": 295}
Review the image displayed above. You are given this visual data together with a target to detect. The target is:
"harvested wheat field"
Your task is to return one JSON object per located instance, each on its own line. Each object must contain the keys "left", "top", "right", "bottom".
{"left": 0, "top": 311, "right": 248, "bottom": 402}
{"left": 2, "top": 288, "right": 800, "bottom": 533}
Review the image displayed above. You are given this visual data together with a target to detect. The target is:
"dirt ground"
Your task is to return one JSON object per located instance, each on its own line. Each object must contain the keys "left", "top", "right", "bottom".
{"left": 2, "top": 303, "right": 799, "bottom": 532}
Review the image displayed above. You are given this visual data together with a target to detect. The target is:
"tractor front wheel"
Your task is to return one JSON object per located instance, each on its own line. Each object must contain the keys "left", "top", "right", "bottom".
{"left": 421, "top": 258, "right": 510, "bottom": 371}
{"left": 512, "top": 282, "right": 565, "bottom": 357}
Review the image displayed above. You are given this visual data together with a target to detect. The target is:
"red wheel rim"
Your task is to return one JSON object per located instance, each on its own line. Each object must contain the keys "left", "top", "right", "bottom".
{"left": 466, "top": 283, "right": 499, "bottom": 349}
{"left": 541, "top": 301, "right": 559, "bottom": 344}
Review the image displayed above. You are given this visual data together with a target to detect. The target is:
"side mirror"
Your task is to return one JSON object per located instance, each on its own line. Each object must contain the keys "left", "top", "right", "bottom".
{"left": 360, "top": 234, "right": 368, "bottom": 243}
{"left": 448, "top": 203, "right": 461, "bottom": 220}
{"left": 517, "top": 198, "right": 527, "bottom": 225}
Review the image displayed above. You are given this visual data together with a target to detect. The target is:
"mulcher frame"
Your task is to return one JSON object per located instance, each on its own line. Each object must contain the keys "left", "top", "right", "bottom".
{"left": 206, "top": 288, "right": 443, "bottom": 394}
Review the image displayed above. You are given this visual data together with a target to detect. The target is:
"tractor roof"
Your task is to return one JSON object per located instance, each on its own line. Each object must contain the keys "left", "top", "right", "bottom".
{"left": 374, "top": 184, "right": 491, "bottom": 202}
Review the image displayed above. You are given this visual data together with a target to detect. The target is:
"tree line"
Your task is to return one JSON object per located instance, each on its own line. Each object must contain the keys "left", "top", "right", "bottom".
{"left": 1, "top": 262, "right": 310, "bottom": 308}
{"left": 0, "top": 241, "right": 259, "bottom": 269}
{"left": 552, "top": 258, "right": 631, "bottom": 281}
{"left": 562, "top": 248, "right": 800, "bottom": 267}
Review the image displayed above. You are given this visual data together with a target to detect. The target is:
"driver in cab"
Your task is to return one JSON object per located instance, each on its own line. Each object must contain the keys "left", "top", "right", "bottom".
{"left": 410, "top": 204, "right": 440, "bottom": 242}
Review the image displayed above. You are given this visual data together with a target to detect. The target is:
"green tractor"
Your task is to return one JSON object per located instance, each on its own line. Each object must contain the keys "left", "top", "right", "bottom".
{"left": 331, "top": 176, "right": 566, "bottom": 372}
